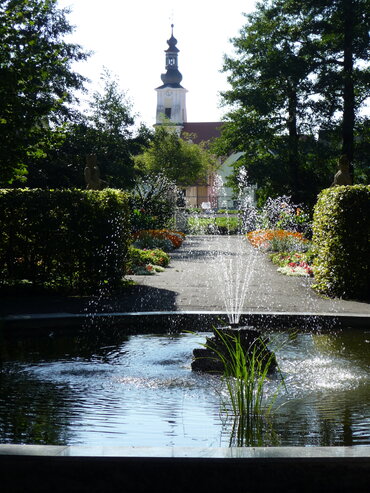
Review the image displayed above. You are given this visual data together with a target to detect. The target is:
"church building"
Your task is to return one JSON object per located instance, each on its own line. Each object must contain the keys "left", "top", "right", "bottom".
{"left": 155, "top": 26, "right": 239, "bottom": 209}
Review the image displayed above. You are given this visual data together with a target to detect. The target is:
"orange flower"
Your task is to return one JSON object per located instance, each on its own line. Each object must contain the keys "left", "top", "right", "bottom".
{"left": 246, "top": 229, "right": 307, "bottom": 249}
{"left": 133, "top": 229, "right": 185, "bottom": 248}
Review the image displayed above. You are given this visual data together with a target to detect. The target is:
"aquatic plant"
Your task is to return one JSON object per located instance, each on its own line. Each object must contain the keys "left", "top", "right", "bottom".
{"left": 201, "top": 328, "right": 285, "bottom": 445}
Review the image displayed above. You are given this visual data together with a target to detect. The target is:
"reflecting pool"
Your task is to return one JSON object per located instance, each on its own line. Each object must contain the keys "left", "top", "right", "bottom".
{"left": 1, "top": 328, "right": 370, "bottom": 447}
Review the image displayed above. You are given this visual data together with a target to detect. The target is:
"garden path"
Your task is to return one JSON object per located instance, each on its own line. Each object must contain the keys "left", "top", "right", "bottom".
{"left": 1, "top": 235, "right": 370, "bottom": 317}
{"left": 125, "top": 235, "right": 370, "bottom": 315}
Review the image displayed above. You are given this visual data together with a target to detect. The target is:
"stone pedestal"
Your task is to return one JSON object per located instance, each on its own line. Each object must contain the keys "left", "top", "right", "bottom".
{"left": 191, "top": 326, "right": 276, "bottom": 374}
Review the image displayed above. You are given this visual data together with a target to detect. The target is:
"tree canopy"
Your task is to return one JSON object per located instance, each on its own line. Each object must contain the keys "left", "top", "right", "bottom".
{"left": 26, "top": 70, "right": 152, "bottom": 189}
{"left": 217, "top": 0, "right": 370, "bottom": 205}
{"left": 134, "top": 125, "right": 216, "bottom": 187}
{"left": 0, "top": 0, "right": 89, "bottom": 185}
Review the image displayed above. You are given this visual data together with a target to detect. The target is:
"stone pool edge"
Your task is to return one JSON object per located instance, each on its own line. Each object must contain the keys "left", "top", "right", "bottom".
{"left": 1, "top": 444, "right": 370, "bottom": 493}
{"left": 2, "top": 443, "right": 370, "bottom": 458}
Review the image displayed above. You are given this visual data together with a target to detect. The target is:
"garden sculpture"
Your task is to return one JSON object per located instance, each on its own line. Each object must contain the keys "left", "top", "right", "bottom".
{"left": 84, "top": 154, "right": 108, "bottom": 190}
{"left": 331, "top": 155, "right": 352, "bottom": 186}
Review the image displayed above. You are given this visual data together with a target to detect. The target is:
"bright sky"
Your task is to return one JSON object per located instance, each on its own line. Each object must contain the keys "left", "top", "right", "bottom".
{"left": 57, "top": 0, "right": 257, "bottom": 128}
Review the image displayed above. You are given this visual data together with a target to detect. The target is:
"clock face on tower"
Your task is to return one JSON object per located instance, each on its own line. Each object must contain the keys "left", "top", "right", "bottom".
{"left": 165, "top": 90, "right": 172, "bottom": 96}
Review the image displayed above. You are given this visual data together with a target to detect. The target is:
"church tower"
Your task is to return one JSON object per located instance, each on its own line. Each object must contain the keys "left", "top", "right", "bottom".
{"left": 155, "top": 25, "right": 187, "bottom": 130}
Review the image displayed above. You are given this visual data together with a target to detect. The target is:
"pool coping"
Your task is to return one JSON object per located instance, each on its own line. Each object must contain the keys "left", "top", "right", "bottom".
{"left": 2, "top": 443, "right": 370, "bottom": 458}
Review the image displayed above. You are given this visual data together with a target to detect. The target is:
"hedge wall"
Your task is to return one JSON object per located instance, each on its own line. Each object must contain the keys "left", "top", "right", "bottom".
{"left": 312, "top": 185, "right": 370, "bottom": 300}
{"left": 0, "top": 189, "right": 131, "bottom": 293}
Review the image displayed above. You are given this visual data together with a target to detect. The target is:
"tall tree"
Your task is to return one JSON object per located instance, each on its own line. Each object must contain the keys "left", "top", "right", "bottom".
{"left": 219, "top": 0, "right": 315, "bottom": 202}
{"left": 134, "top": 126, "right": 216, "bottom": 187}
{"left": 82, "top": 70, "right": 151, "bottom": 189}
{"left": 26, "top": 70, "right": 152, "bottom": 189}
{"left": 276, "top": 0, "right": 370, "bottom": 177}
{"left": 217, "top": 0, "right": 370, "bottom": 204}
{"left": 0, "top": 0, "right": 88, "bottom": 185}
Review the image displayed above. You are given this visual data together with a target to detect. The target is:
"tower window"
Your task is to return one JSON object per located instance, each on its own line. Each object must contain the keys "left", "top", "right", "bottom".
{"left": 166, "top": 55, "right": 175, "bottom": 66}
{"left": 165, "top": 108, "right": 172, "bottom": 118}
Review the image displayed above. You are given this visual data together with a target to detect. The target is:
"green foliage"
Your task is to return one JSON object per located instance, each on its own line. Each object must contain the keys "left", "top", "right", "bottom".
{"left": 312, "top": 185, "right": 370, "bottom": 300}
{"left": 0, "top": 0, "right": 88, "bottom": 185}
{"left": 216, "top": 0, "right": 370, "bottom": 203}
{"left": 202, "top": 328, "right": 282, "bottom": 446}
{"left": 265, "top": 235, "right": 311, "bottom": 253}
{"left": 0, "top": 188, "right": 131, "bottom": 293}
{"left": 270, "top": 251, "right": 315, "bottom": 268}
{"left": 217, "top": 209, "right": 240, "bottom": 214}
{"left": 187, "top": 216, "right": 241, "bottom": 235}
{"left": 127, "top": 247, "right": 170, "bottom": 273}
{"left": 284, "top": 0, "right": 370, "bottom": 172}
{"left": 134, "top": 126, "right": 215, "bottom": 187}
{"left": 130, "top": 209, "right": 159, "bottom": 232}
{"left": 26, "top": 71, "right": 151, "bottom": 189}
{"left": 354, "top": 119, "right": 370, "bottom": 184}
{"left": 270, "top": 251, "right": 315, "bottom": 277}
{"left": 258, "top": 196, "right": 312, "bottom": 235}
{"left": 132, "top": 233, "right": 173, "bottom": 252}
{"left": 129, "top": 173, "right": 177, "bottom": 230}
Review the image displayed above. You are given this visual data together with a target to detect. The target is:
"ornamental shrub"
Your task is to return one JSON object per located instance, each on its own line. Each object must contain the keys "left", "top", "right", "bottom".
{"left": 128, "top": 247, "right": 170, "bottom": 269}
{"left": 129, "top": 173, "right": 178, "bottom": 231}
{"left": 312, "top": 185, "right": 370, "bottom": 300}
{"left": 0, "top": 189, "right": 130, "bottom": 293}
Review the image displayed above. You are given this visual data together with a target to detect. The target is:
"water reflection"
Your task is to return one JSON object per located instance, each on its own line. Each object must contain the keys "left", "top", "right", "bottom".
{"left": 1, "top": 328, "right": 370, "bottom": 447}
{"left": 0, "top": 371, "right": 75, "bottom": 444}
{"left": 269, "top": 329, "right": 370, "bottom": 446}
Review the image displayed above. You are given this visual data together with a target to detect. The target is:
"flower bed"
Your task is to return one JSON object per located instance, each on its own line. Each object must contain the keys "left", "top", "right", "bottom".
{"left": 246, "top": 229, "right": 307, "bottom": 250}
{"left": 127, "top": 247, "right": 170, "bottom": 275}
{"left": 133, "top": 229, "right": 185, "bottom": 250}
{"left": 270, "top": 252, "right": 314, "bottom": 277}
{"left": 247, "top": 229, "right": 314, "bottom": 278}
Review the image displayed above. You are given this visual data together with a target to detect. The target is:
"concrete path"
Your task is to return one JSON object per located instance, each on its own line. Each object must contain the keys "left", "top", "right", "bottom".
{"left": 127, "top": 235, "right": 370, "bottom": 315}
{"left": 1, "top": 235, "right": 370, "bottom": 317}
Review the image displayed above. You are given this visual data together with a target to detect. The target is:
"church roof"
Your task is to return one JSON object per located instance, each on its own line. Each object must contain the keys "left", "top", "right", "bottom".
{"left": 156, "top": 82, "right": 185, "bottom": 90}
{"left": 166, "top": 24, "right": 179, "bottom": 53}
{"left": 181, "top": 122, "right": 224, "bottom": 144}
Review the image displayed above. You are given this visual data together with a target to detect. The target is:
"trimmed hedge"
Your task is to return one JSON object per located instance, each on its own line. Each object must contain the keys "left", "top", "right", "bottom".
{"left": 312, "top": 185, "right": 370, "bottom": 300}
{"left": 0, "top": 188, "right": 131, "bottom": 293}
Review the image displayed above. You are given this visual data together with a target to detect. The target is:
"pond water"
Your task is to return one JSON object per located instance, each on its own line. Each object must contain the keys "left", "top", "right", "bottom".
{"left": 1, "top": 328, "right": 370, "bottom": 447}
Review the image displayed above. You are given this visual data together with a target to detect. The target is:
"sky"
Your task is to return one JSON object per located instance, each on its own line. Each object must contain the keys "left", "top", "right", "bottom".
{"left": 57, "top": 0, "right": 258, "bottom": 127}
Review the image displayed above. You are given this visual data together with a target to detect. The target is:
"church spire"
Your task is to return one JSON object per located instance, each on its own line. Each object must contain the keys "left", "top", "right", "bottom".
{"left": 159, "top": 24, "right": 183, "bottom": 88}
{"left": 155, "top": 25, "right": 187, "bottom": 127}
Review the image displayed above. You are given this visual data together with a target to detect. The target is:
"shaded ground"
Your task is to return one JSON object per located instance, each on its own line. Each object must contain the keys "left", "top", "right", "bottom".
{"left": 1, "top": 235, "right": 370, "bottom": 317}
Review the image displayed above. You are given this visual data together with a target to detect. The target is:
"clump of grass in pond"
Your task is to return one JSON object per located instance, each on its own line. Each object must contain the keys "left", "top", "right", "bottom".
{"left": 203, "top": 328, "right": 285, "bottom": 446}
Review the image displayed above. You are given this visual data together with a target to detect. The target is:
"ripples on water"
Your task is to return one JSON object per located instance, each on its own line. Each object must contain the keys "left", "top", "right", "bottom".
{"left": 1, "top": 329, "right": 370, "bottom": 447}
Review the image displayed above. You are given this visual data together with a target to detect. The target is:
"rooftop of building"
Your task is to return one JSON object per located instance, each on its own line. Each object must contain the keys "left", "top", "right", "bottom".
{"left": 181, "top": 122, "right": 224, "bottom": 144}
